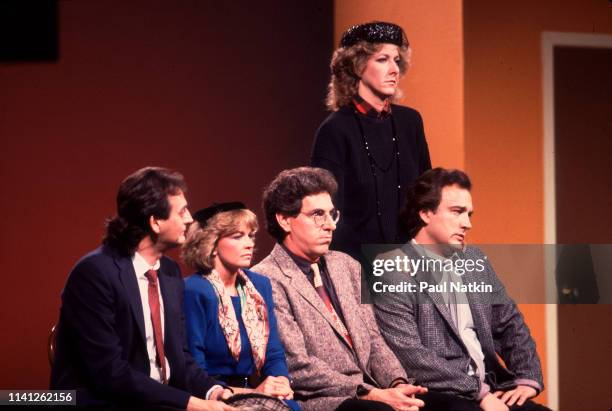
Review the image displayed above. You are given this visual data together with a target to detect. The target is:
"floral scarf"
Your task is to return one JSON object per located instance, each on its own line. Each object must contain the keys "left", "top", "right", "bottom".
{"left": 206, "top": 269, "right": 270, "bottom": 373}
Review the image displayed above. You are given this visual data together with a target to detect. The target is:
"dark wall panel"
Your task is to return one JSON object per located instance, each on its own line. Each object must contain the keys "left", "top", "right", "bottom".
{"left": 0, "top": 0, "right": 332, "bottom": 388}
{"left": 555, "top": 46, "right": 612, "bottom": 411}
{"left": 0, "top": 0, "right": 58, "bottom": 62}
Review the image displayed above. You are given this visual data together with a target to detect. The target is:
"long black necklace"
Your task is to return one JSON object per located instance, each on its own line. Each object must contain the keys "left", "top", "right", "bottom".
{"left": 353, "top": 110, "right": 402, "bottom": 243}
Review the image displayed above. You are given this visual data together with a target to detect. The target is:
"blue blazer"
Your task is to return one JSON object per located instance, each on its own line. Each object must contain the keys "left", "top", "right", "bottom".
{"left": 184, "top": 270, "right": 289, "bottom": 379}
{"left": 50, "top": 246, "right": 219, "bottom": 410}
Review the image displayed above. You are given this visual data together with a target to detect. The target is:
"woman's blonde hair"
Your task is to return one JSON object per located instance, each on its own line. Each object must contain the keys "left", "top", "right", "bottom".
{"left": 325, "top": 41, "right": 410, "bottom": 111}
{"left": 182, "top": 209, "right": 258, "bottom": 273}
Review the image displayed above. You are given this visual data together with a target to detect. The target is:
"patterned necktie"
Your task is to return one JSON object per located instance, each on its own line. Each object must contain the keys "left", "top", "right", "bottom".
{"left": 145, "top": 269, "right": 167, "bottom": 384}
{"left": 310, "top": 263, "right": 353, "bottom": 348}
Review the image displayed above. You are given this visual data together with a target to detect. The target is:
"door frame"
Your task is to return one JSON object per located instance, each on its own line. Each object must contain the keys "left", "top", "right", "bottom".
{"left": 541, "top": 31, "right": 612, "bottom": 410}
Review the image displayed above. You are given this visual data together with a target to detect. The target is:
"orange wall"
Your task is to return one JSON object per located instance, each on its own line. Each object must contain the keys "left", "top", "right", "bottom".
{"left": 333, "top": 1, "right": 551, "bottom": 404}
{"left": 464, "top": 0, "right": 612, "bottom": 244}
{"left": 334, "top": 0, "right": 464, "bottom": 169}
{"left": 464, "top": 0, "right": 612, "bottom": 407}
{"left": 334, "top": 1, "right": 612, "bottom": 407}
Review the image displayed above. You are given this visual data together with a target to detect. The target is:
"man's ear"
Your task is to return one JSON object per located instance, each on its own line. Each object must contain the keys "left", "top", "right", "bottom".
{"left": 418, "top": 209, "right": 432, "bottom": 225}
{"left": 276, "top": 213, "right": 291, "bottom": 234}
{"left": 149, "top": 215, "right": 161, "bottom": 234}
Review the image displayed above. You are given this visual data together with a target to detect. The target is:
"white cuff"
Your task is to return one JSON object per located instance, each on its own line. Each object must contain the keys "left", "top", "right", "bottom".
{"left": 205, "top": 384, "right": 224, "bottom": 400}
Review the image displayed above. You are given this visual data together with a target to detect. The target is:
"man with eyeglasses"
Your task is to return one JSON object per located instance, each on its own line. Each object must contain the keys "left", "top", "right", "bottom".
{"left": 252, "top": 167, "right": 426, "bottom": 411}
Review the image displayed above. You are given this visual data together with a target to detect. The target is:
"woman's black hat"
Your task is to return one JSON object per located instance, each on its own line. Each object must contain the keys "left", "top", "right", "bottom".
{"left": 193, "top": 201, "right": 246, "bottom": 226}
{"left": 340, "top": 21, "right": 407, "bottom": 48}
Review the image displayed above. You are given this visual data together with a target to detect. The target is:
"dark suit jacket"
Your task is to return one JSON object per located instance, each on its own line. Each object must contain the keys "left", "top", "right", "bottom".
{"left": 252, "top": 244, "right": 409, "bottom": 411}
{"left": 50, "top": 245, "right": 219, "bottom": 410}
{"left": 372, "top": 244, "right": 544, "bottom": 400}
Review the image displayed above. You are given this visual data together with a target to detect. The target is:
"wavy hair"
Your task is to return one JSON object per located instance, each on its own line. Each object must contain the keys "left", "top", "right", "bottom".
{"left": 103, "top": 167, "right": 186, "bottom": 256}
{"left": 262, "top": 167, "right": 337, "bottom": 242}
{"left": 182, "top": 209, "right": 258, "bottom": 274}
{"left": 399, "top": 168, "right": 472, "bottom": 240}
{"left": 326, "top": 39, "right": 410, "bottom": 111}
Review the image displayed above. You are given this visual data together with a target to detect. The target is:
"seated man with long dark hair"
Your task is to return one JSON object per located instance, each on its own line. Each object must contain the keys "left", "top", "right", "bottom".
{"left": 50, "top": 167, "right": 234, "bottom": 411}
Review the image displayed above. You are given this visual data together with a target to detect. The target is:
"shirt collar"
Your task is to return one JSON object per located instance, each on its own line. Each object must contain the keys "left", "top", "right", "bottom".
{"left": 280, "top": 244, "right": 324, "bottom": 276}
{"left": 352, "top": 94, "right": 392, "bottom": 119}
{"left": 410, "top": 239, "right": 450, "bottom": 284}
{"left": 411, "top": 239, "right": 445, "bottom": 261}
{"left": 411, "top": 238, "right": 466, "bottom": 260}
{"left": 132, "top": 252, "right": 161, "bottom": 278}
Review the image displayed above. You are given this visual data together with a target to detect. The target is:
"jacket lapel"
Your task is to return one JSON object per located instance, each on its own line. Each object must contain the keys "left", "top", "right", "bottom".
{"left": 116, "top": 255, "right": 146, "bottom": 344}
{"left": 157, "top": 266, "right": 175, "bottom": 344}
{"left": 158, "top": 264, "right": 182, "bottom": 374}
{"left": 461, "top": 269, "right": 493, "bottom": 353}
{"left": 402, "top": 244, "right": 461, "bottom": 338}
{"left": 270, "top": 245, "right": 353, "bottom": 348}
{"left": 324, "top": 253, "right": 371, "bottom": 368}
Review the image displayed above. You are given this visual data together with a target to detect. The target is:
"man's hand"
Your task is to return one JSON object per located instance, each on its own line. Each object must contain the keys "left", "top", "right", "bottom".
{"left": 495, "top": 385, "right": 537, "bottom": 407}
{"left": 255, "top": 376, "right": 294, "bottom": 399}
{"left": 480, "top": 393, "right": 509, "bottom": 411}
{"left": 186, "top": 396, "right": 237, "bottom": 411}
{"left": 362, "top": 385, "right": 427, "bottom": 411}
{"left": 394, "top": 383, "right": 428, "bottom": 396}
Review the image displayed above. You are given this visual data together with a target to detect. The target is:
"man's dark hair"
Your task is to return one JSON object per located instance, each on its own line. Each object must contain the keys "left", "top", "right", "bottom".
{"left": 263, "top": 167, "right": 338, "bottom": 242}
{"left": 103, "top": 167, "right": 187, "bottom": 256}
{"left": 399, "top": 167, "right": 472, "bottom": 239}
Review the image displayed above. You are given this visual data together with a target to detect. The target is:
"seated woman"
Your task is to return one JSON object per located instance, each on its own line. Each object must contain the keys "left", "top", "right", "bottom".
{"left": 182, "top": 202, "right": 300, "bottom": 411}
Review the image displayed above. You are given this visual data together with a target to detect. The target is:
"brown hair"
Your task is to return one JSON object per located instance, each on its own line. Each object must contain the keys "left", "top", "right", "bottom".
{"left": 103, "top": 167, "right": 187, "bottom": 256}
{"left": 262, "top": 167, "right": 337, "bottom": 242}
{"left": 182, "top": 209, "right": 258, "bottom": 273}
{"left": 326, "top": 40, "right": 410, "bottom": 111}
{"left": 399, "top": 168, "right": 472, "bottom": 239}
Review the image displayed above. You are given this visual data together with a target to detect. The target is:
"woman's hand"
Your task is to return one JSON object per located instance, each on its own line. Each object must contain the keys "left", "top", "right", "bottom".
{"left": 209, "top": 388, "right": 234, "bottom": 401}
{"left": 254, "top": 376, "right": 294, "bottom": 399}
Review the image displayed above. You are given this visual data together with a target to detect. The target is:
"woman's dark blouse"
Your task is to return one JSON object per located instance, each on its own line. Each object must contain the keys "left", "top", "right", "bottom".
{"left": 311, "top": 104, "right": 431, "bottom": 258}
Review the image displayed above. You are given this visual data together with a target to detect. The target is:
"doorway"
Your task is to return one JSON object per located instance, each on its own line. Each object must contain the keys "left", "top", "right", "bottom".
{"left": 543, "top": 32, "right": 612, "bottom": 411}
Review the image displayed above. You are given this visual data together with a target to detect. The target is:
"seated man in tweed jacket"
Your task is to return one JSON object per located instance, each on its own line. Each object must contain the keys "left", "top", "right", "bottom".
{"left": 373, "top": 168, "right": 550, "bottom": 411}
{"left": 252, "top": 167, "right": 427, "bottom": 411}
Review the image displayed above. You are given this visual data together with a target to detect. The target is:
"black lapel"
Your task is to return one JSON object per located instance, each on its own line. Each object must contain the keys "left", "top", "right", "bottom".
{"left": 157, "top": 264, "right": 178, "bottom": 347}
{"left": 116, "top": 255, "right": 146, "bottom": 344}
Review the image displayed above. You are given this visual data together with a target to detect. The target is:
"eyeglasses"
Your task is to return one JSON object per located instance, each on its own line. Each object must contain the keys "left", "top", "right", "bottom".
{"left": 300, "top": 208, "right": 340, "bottom": 227}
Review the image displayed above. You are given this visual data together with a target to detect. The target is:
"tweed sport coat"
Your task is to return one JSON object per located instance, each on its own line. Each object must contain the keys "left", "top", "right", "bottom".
{"left": 372, "top": 244, "right": 544, "bottom": 400}
{"left": 252, "top": 244, "right": 409, "bottom": 411}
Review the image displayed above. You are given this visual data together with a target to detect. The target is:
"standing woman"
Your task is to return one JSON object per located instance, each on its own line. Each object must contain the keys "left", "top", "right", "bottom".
{"left": 182, "top": 202, "right": 299, "bottom": 411}
{"left": 312, "top": 21, "right": 432, "bottom": 259}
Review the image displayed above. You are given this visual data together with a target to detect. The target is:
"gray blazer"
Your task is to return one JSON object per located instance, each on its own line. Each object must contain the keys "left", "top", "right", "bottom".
{"left": 372, "top": 244, "right": 544, "bottom": 400}
{"left": 252, "top": 244, "right": 409, "bottom": 411}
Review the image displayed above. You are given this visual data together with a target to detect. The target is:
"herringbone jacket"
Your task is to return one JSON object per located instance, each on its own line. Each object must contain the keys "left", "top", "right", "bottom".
{"left": 372, "top": 244, "right": 544, "bottom": 400}
{"left": 252, "top": 244, "right": 410, "bottom": 411}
